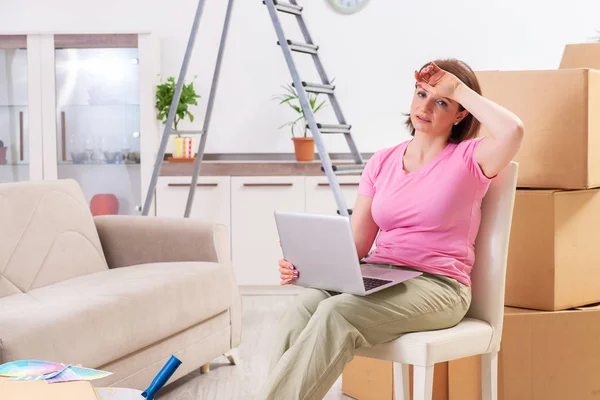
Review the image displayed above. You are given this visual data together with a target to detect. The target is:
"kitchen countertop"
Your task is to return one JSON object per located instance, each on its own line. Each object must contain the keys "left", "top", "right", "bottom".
{"left": 159, "top": 160, "right": 363, "bottom": 176}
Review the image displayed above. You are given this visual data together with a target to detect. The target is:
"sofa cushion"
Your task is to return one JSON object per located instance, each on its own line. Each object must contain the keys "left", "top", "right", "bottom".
{"left": 0, "top": 179, "right": 108, "bottom": 298}
{"left": 0, "top": 261, "right": 232, "bottom": 368}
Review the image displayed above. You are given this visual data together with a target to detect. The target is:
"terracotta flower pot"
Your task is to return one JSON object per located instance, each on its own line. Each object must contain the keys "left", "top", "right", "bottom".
{"left": 0, "top": 147, "right": 7, "bottom": 165}
{"left": 90, "top": 194, "right": 119, "bottom": 216}
{"left": 292, "top": 137, "right": 315, "bottom": 162}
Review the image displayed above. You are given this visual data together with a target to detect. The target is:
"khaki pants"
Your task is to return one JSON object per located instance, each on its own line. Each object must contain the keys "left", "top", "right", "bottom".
{"left": 255, "top": 264, "right": 471, "bottom": 400}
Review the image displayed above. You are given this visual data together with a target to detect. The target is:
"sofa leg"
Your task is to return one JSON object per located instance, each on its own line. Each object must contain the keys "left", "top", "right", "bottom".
{"left": 200, "top": 363, "right": 210, "bottom": 374}
{"left": 225, "top": 348, "right": 240, "bottom": 365}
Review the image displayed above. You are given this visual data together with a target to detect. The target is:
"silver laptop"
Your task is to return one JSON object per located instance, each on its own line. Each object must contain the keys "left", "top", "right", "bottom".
{"left": 274, "top": 211, "right": 422, "bottom": 296}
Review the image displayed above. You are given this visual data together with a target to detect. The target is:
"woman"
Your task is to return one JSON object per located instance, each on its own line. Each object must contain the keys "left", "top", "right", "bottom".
{"left": 256, "top": 59, "right": 523, "bottom": 400}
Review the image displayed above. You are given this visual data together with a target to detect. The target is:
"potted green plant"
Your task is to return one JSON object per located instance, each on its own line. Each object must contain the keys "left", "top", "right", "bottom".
{"left": 274, "top": 84, "right": 326, "bottom": 161}
{"left": 155, "top": 76, "right": 201, "bottom": 131}
{"left": 155, "top": 76, "right": 201, "bottom": 160}
{"left": 0, "top": 140, "right": 6, "bottom": 164}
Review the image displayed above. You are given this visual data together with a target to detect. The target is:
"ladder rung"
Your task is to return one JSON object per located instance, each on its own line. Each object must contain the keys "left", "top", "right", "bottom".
{"left": 334, "top": 169, "right": 364, "bottom": 176}
{"left": 266, "top": 0, "right": 303, "bottom": 15}
{"left": 330, "top": 164, "right": 365, "bottom": 174}
{"left": 279, "top": 39, "right": 318, "bottom": 55}
{"left": 295, "top": 81, "right": 335, "bottom": 94}
{"left": 335, "top": 170, "right": 364, "bottom": 176}
{"left": 314, "top": 123, "right": 351, "bottom": 134}
{"left": 321, "top": 164, "right": 365, "bottom": 174}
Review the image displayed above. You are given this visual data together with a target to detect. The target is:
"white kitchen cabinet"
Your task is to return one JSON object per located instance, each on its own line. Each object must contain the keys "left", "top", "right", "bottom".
{"left": 156, "top": 176, "right": 231, "bottom": 223}
{"left": 305, "top": 175, "right": 361, "bottom": 215}
{"left": 156, "top": 176, "right": 231, "bottom": 255}
{"left": 231, "top": 176, "right": 305, "bottom": 286}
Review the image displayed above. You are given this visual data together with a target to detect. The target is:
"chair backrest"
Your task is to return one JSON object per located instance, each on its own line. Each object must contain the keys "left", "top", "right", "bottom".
{"left": 465, "top": 161, "right": 518, "bottom": 352}
{"left": 0, "top": 179, "right": 108, "bottom": 298}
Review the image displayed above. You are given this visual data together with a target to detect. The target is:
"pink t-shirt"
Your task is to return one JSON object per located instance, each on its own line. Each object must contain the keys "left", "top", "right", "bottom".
{"left": 358, "top": 137, "right": 493, "bottom": 287}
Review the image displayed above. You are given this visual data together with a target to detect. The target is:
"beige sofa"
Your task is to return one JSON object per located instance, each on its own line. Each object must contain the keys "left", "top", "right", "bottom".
{"left": 0, "top": 179, "right": 242, "bottom": 390}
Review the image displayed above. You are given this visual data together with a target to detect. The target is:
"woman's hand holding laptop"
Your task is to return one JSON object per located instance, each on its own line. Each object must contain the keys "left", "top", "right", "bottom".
{"left": 279, "top": 259, "right": 299, "bottom": 285}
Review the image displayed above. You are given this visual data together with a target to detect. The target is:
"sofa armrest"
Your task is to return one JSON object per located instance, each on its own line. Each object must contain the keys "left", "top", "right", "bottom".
{"left": 94, "top": 215, "right": 228, "bottom": 268}
{"left": 95, "top": 215, "right": 242, "bottom": 350}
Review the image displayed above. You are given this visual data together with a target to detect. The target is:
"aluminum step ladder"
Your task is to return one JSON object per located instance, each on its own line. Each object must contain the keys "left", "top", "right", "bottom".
{"left": 142, "top": 0, "right": 364, "bottom": 218}
{"left": 141, "top": 0, "right": 233, "bottom": 218}
{"left": 263, "top": 0, "right": 365, "bottom": 217}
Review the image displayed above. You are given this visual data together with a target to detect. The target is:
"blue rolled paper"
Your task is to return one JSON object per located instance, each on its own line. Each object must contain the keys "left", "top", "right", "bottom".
{"left": 141, "top": 355, "right": 182, "bottom": 400}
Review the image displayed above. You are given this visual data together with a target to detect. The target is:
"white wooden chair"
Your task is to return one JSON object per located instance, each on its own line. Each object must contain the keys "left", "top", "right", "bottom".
{"left": 356, "top": 161, "right": 518, "bottom": 400}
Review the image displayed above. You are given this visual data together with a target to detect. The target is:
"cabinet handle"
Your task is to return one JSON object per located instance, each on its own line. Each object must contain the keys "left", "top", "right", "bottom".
{"left": 317, "top": 182, "right": 359, "bottom": 187}
{"left": 168, "top": 183, "right": 218, "bottom": 187}
{"left": 61, "top": 111, "right": 66, "bottom": 161}
{"left": 19, "top": 111, "right": 24, "bottom": 161}
{"left": 243, "top": 183, "right": 294, "bottom": 187}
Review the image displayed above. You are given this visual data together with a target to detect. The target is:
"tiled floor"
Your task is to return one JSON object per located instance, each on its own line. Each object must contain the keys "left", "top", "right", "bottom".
{"left": 157, "top": 295, "right": 352, "bottom": 399}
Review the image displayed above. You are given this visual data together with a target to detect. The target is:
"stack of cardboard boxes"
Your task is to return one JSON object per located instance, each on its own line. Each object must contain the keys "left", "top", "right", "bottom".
{"left": 342, "top": 44, "right": 600, "bottom": 400}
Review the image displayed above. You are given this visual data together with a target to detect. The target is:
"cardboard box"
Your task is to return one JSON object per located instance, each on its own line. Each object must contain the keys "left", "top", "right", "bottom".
{"left": 475, "top": 68, "right": 600, "bottom": 189}
{"left": 341, "top": 356, "right": 448, "bottom": 400}
{"left": 560, "top": 43, "right": 600, "bottom": 70}
{"left": 449, "top": 306, "right": 600, "bottom": 400}
{"left": 341, "top": 355, "right": 487, "bottom": 400}
{"left": 342, "top": 357, "right": 393, "bottom": 400}
{"left": 343, "top": 307, "right": 600, "bottom": 400}
{"left": 447, "top": 356, "right": 481, "bottom": 400}
{"left": 505, "top": 188, "right": 600, "bottom": 310}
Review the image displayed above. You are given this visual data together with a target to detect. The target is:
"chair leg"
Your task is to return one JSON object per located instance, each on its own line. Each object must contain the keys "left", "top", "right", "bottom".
{"left": 481, "top": 351, "right": 498, "bottom": 400}
{"left": 413, "top": 365, "right": 434, "bottom": 400}
{"left": 224, "top": 348, "right": 240, "bottom": 365}
{"left": 392, "top": 362, "right": 410, "bottom": 400}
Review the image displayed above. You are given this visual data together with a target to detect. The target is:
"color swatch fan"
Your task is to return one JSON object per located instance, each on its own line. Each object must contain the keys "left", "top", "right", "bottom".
{"left": 0, "top": 360, "right": 112, "bottom": 383}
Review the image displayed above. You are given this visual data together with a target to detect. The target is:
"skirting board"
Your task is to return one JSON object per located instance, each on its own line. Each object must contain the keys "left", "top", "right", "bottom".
{"left": 239, "top": 285, "right": 305, "bottom": 296}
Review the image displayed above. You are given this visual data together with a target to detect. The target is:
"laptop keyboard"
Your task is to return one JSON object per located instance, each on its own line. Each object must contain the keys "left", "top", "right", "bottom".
{"left": 363, "top": 277, "right": 392, "bottom": 291}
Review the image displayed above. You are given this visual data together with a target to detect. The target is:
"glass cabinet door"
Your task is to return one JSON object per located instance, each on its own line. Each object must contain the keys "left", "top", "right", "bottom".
{"left": 0, "top": 35, "right": 29, "bottom": 183}
{"left": 54, "top": 35, "right": 141, "bottom": 215}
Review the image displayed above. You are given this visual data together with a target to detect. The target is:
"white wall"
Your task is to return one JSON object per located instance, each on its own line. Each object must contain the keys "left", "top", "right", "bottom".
{"left": 2, "top": 0, "right": 599, "bottom": 154}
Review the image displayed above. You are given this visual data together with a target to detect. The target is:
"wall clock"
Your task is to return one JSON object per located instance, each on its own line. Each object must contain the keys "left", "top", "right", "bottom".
{"left": 327, "top": 0, "right": 371, "bottom": 14}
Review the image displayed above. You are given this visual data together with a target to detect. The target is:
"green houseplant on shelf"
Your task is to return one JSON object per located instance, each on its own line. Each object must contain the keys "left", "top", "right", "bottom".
{"left": 273, "top": 84, "right": 326, "bottom": 161}
{"left": 155, "top": 76, "right": 201, "bottom": 161}
{"left": 155, "top": 76, "right": 201, "bottom": 132}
